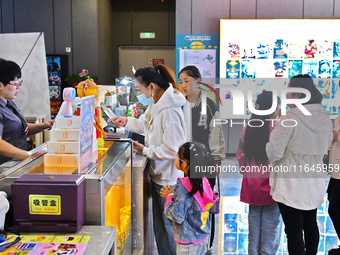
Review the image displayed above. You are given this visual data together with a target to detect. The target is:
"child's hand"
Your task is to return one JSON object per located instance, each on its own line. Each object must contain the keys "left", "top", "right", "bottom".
{"left": 160, "top": 185, "right": 173, "bottom": 198}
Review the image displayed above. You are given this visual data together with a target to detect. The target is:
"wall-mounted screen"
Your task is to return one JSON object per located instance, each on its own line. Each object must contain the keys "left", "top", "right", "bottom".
{"left": 220, "top": 19, "right": 340, "bottom": 118}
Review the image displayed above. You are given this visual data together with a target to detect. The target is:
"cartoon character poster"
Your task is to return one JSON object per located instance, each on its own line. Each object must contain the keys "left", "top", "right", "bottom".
{"left": 333, "top": 60, "right": 340, "bottom": 78}
{"left": 303, "top": 60, "right": 318, "bottom": 78}
{"left": 288, "top": 60, "right": 302, "bottom": 78}
{"left": 273, "top": 39, "right": 288, "bottom": 59}
{"left": 333, "top": 41, "right": 340, "bottom": 59}
{"left": 273, "top": 60, "right": 287, "bottom": 78}
{"left": 241, "top": 60, "right": 256, "bottom": 78}
{"left": 228, "top": 42, "right": 241, "bottom": 59}
{"left": 34, "top": 243, "right": 88, "bottom": 255}
{"left": 226, "top": 60, "right": 240, "bottom": 78}
{"left": 305, "top": 39, "right": 317, "bottom": 58}
{"left": 79, "top": 95, "right": 95, "bottom": 169}
{"left": 257, "top": 43, "right": 272, "bottom": 59}
{"left": 318, "top": 60, "right": 331, "bottom": 78}
{"left": 48, "top": 71, "right": 61, "bottom": 85}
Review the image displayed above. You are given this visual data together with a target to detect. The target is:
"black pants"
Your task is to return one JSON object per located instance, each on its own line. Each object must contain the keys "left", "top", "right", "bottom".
{"left": 329, "top": 201, "right": 340, "bottom": 238}
{"left": 328, "top": 178, "right": 340, "bottom": 239}
{"left": 278, "top": 202, "right": 319, "bottom": 255}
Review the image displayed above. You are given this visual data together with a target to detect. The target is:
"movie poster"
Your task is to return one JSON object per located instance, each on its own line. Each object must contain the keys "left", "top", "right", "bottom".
{"left": 333, "top": 41, "right": 340, "bottom": 59}
{"left": 333, "top": 60, "right": 340, "bottom": 78}
{"left": 273, "top": 60, "right": 288, "bottom": 78}
{"left": 318, "top": 40, "right": 333, "bottom": 59}
{"left": 303, "top": 60, "right": 318, "bottom": 78}
{"left": 273, "top": 39, "right": 288, "bottom": 59}
{"left": 318, "top": 60, "right": 332, "bottom": 78}
{"left": 257, "top": 43, "right": 272, "bottom": 59}
{"left": 242, "top": 43, "right": 256, "bottom": 59}
{"left": 241, "top": 60, "right": 256, "bottom": 78}
{"left": 289, "top": 42, "right": 304, "bottom": 59}
{"left": 317, "top": 79, "right": 332, "bottom": 99}
{"left": 228, "top": 42, "right": 241, "bottom": 59}
{"left": 288, "top": 60, "right": 303, "bottom": 78}
{"left": 226, "top": 60, "right": 240, "bottom": 78}
{"left": 305, "top": 39, "right": 317, "bottom": 58}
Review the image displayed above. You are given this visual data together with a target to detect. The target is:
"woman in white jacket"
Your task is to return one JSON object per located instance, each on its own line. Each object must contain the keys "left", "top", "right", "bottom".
{"left": 328, "top": 115, "right": 340, "bottom": 254}
{"left": 266, "top": 74, "right": 333, "bottom": 255}
{"left": 112, "top": 65, "right": 186, "bottom": 255}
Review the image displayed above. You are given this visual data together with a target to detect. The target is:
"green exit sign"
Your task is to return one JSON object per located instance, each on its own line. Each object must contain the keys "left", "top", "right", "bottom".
{"left": 140, "top": 32, "right": 155, "bottom": 39}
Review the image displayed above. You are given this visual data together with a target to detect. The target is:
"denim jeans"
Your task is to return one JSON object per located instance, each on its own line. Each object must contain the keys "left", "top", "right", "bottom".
{"left": 151, "top": 181, "right": 177, "bottom": 255}
{"left": 278, "top": 202, "right": 319, "bottom": 255}
{"left": 248, "top": 203, "right": 282, "bottom": 255}
{"left": 176, "top": 237, "right": 209, "bottom": 255}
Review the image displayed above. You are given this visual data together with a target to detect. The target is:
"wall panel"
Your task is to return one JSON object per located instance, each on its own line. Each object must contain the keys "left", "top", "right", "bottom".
{"left": 192, "top": 0, "right": 230, "bottom": 34}
{"left": 53, "top": 0, "right": 72, "bottom": 74}
{"left": 231, "top": 0, "right": 256, "bottom": 19}
{"left": 71, "top": 0, "right": 98, "bottom": 77}
{"left": 334, "top": 0, "right": 340, "bottom": 17}
{"left": 1, "top": 0, "right": 15, "bottom": 33}
{"left": 257, "top": 0, "right": 303, "bottom": 18}
{"left": 176, "top": 0, "right": 191, "bottom": 34}
{"left": 14, "top": 0, "right": 54, "bottom": 53}
{"left": 304, "top": 0, "right": 334, "bottom": 18}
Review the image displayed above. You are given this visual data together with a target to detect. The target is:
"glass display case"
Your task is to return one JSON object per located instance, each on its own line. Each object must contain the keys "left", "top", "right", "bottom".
{"left": 0, "top": 139, "right": 133, "bottom": 255}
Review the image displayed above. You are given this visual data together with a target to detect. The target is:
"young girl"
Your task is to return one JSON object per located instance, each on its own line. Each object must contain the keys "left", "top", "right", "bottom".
{"left": 236, "top": 90, "right": 281, "bottom": 255}
{"left": 178, "top": 65, "right": 225, "bottom": 164}
{"left": 160, "top": 142, "right": 217, "bottom": 255}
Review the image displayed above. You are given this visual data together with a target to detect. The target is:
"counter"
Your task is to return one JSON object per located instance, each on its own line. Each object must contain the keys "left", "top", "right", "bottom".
{"left": 22, "top": 225, "right": 117, "bottom": 255}
{"left": 0, "top": 139, "right": 133, "bottom": 255}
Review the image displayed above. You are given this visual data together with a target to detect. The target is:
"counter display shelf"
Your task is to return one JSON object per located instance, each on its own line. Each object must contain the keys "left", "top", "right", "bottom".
{"left": 0, "top": 139, "right": 133, "bottom": 255}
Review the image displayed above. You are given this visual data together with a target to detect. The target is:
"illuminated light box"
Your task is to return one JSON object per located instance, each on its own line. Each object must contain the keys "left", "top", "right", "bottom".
{"left": 219, "top": 19, "right": 340, "bottom": 118}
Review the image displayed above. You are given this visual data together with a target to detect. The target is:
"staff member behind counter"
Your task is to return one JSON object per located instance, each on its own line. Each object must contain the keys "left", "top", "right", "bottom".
{"left": 0, "top": 58, "right": 54, "bottom": 164}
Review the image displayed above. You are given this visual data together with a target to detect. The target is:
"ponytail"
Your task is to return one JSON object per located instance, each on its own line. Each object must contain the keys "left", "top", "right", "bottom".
{"left": 155, "top": 64, "right": 183, "bottom": 93}
{"left": 134, "top": 65, "right": 183, "bottom": 93}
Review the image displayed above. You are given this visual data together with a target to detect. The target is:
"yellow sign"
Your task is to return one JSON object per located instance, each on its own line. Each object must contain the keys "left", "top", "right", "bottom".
{"left": 29, "top": 195, "right": 61, "bottom": 215}
{"left": 190, "top": 41, "right": 205, "bottom": 50}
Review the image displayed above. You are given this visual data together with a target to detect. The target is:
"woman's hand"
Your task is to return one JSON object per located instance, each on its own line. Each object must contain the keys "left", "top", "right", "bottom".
{"left": 333, "top": 129, "right": 339, "bottom": 141}
{"left": 160, "top": 185, "right": 173, "bottom": 198}
{"left": 108, "top": 116, "right": 127, "bottom": 128}
{"left": 133, "top": 140, "right": 144, "bottom": 153}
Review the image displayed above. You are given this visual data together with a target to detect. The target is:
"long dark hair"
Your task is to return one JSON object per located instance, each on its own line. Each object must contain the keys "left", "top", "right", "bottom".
{"left": 0, "top": 58, "right": 21, "bottom": 86}
{"left": 244, "top": 90, "right": 276, "bottom": 164}
{"left": 288, "top": 74, "right": 322, "bottom": 104}
{"left": 178, "top": 142, "right": 215, "bottom": 196}
{"left": 134, "top": 64, "right": 183, "bottom": 92}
